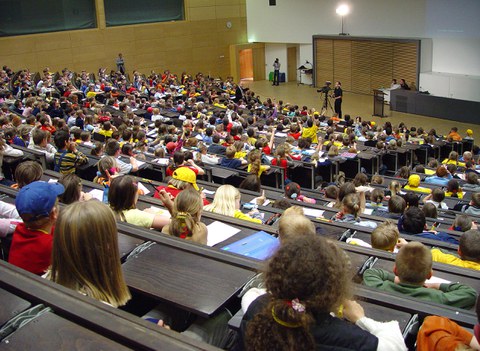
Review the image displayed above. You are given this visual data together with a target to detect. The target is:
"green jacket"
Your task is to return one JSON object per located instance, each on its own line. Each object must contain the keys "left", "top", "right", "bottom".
{"left": 363, "top": 268, "right": 477, "bottom": 309}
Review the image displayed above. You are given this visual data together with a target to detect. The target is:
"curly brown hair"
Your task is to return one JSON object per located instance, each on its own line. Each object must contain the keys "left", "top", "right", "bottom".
{"left": 245, "top": 235, "right": 352, "bottom": 351}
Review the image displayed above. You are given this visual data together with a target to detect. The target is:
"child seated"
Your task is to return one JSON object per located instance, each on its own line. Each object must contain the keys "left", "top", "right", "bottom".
{"left": 423, "top": 188, "right": 448, "bottom": 210}
{"left": 332, "top": 193, "right": 377, "bottom": 229}
{"left": 8, "top": 181, "right": 65, "bottom": 275}
{"left": 284, "top": 182, "right": 316, "bottom": 204}
{"left": 348, "top": 221, "right": 405, "bottom": 252}
{"left": 431, "top": 229, "right": 480, "bottom": 271}
{"left": 161, "top": 189, "right": 208, "bottom": 245}
{"left": 220, "top": 146, "right": 246, "bottom": 169}
{"left": 363, "top": 241, "right": 476, "bottom": 309}
{"left": 403, "top": 174, "right": 431, "bottom": 194}
{"left": 399, "top": 207, "right": 458, "bottom": 244}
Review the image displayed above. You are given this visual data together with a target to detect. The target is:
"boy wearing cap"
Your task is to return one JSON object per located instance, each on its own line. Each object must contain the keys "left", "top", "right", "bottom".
{"left": 9, "top": 181, "right": 64, "bottom": 275}
{"left": 154, "top": 167, "right": 209, "bottom": 206}
{"left": 403, "top": 174, "right": 431, "bottom": 194}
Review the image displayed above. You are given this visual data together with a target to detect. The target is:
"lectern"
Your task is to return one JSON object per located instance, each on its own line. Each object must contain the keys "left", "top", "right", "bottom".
{"left": 373, "top": 89, "right": 386, "bottom": 117}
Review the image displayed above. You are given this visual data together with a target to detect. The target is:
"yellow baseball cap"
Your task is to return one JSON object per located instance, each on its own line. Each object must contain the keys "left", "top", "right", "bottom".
{"left": 408, "top": 174, "right": 420, "bottom": 187}
{"left": 467, "top": 129, "right": 473, "bottom": 136}
{"left": 173, "top": 167, "right": 199, "bottom": 191}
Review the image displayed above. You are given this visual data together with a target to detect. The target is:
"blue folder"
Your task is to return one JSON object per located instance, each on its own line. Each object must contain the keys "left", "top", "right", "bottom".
{"left": 221, "top": 231, "right": 279, "bottom": 260}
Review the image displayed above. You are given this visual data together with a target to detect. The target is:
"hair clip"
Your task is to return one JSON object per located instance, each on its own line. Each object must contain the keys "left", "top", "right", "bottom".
{"left": 291, "top": 298, "right": 306, "bottom": 313}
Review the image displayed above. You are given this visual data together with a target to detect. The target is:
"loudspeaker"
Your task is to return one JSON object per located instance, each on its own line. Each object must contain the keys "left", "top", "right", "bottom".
{"left": 269, "top": 0, "right": 276, "bottom": 6}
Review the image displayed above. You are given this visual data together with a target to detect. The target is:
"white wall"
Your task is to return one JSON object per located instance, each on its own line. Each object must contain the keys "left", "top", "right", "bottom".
{"left": 246, "top": 0, "right": 426, "bottom": 44}
{"left": 246, "top": 0, "right": 480, "bottom": 94}
{"left": 264, "top": 43, "right": 287, "bottom": 81}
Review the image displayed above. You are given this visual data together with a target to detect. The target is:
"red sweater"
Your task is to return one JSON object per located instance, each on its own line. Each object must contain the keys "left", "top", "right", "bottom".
{"left": 154, "top": 186, "right": 210, "bottom": 206}
{"left": 8, "top": 223, "right": 54, "bottom": 275}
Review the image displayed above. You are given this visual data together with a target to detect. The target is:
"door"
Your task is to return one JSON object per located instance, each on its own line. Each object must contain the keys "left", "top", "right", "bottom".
{"left": 287, "top": 46, "right": 297, "bottom": 82}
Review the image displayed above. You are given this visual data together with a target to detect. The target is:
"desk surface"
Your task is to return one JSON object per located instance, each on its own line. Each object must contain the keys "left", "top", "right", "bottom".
{"left": 0, "top": 311, "right": 132, "bottom": 350}
{"left": 0, "top": 288, "right": 31, "bottom": 326}
{"left": 122, "top": 243, "right": 255, "bottom": 317}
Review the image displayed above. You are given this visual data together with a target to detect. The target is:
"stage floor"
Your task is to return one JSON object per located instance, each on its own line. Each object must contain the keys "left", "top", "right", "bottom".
{"left": 244, "top": 80, "right": 480, "bottom": 139}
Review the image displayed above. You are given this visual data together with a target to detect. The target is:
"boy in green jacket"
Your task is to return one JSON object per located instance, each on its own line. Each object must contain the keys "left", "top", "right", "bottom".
{"left": 363, "top": 241, "right": 477, "bottom": 309}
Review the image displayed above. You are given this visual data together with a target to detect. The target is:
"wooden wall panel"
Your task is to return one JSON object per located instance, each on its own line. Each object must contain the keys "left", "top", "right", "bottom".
{"left": 333, "top": 40, "right": 351, "bottom": 91}
{"left": 370, "top": 41, "right": 393, "bottom": 90}
{"left": 351, "top": 41, "right": 371, "bottom": 94}
{"left": 314, "top": 36, "right": 418, "bottom": 95}
{"left": 315, "top": 39, "right": 333, "bottom": 87}
{"left": 394, "top": 42, "right": 418, "bottom": 87}
{"left": 0, "top": 0, "right": 247, "bottom": 79}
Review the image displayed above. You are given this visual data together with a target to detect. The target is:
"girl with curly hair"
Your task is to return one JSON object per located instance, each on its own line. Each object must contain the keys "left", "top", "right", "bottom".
{"left": 241, "top": 235, "right": 406, "bottom": 350}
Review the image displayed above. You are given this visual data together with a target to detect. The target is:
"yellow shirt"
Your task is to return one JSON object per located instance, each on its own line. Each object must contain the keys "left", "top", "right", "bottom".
{"left": 403, "top": 185, "right": 432, "bottom": 194}
{"left": 247, "top": 164, "right": 268, "bottom": 177}
{"left": 445, "top": 191, "right": 463, "bottom": 199}
{"left": 234, "top": 151, "right": 247, "bottom": 159}
{"left": 424, "top": 169, "right": 435, "bottom": 175}
{"left": 234, "top": 210, "right": 262, "bottom": 223}
{"left": 431, "top": 248, "right": 480, "bottom": 271}
{"left": 442, "top": 159, "right": 466, "bottom": 168}
{"left": 301, "top": 125, "right": 319, "bottom": 144}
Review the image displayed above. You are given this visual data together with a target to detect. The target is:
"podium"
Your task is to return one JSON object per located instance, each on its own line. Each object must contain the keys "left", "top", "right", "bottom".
{"left": 297, "top": 64, "right": 313, "bottom": 86}
{"left": 373, "top": 89, "right": 387, "bottom": 117}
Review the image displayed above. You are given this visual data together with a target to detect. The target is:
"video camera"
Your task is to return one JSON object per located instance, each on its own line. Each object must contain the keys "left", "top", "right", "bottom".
{"left": 317, "top": 81, "right": 332, "bottom": 94}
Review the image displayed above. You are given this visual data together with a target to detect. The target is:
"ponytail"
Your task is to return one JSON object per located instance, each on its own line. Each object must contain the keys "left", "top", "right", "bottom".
{"left": 170, "top": 211, "right": 196, "bottom": 239}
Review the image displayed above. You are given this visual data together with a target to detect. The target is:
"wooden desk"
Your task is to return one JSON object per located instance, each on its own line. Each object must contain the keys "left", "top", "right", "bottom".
{"left": 1, "top": 311, "right": 131, "bottom": 350}
{"left": 122, "top": 243, "right": 255, "bottom": 317}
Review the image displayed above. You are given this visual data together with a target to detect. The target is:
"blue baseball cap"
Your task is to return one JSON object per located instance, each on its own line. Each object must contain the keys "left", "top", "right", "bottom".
{"left": 15, "top": 181, "right": 65, "bottom": 220}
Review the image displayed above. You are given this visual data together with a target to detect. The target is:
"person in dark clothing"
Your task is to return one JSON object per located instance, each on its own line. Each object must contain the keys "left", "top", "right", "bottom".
{"left": 272, "top": 58, "right": 280, "bottom": 86}
{"left": 400, "top": 79, "right": 410, "bottom": 90}
{"left": 207, "top": 134, "right": 227, "bottom": 155}
{"left": 333, "top": 81, "right": 343, "bottom": 119}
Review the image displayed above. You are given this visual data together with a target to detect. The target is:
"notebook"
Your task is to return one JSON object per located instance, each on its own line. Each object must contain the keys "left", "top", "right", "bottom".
{"left": 221, "top": 231, "right": 279, "bottom": 260}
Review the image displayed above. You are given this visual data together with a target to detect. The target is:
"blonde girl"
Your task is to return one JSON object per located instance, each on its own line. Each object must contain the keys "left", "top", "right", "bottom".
{"left": 204, "top": 184, "right": 262, "bottom": 223}
{"left": 162, "top": 189, "right": 207, "bottom": 245}
{"left": 247, "top": 149, "right": 270, "bottom": 177}
{"left": 49, "top": 201, "right": 131, "bottom": 307}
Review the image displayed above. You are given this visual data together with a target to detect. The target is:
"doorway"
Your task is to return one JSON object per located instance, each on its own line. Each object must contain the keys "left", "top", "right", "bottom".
{"left": 287, "top": 46, "right": 297, "bottom": 82}
{"left": 239, "top": 49, "right": 253, "bottom": 80}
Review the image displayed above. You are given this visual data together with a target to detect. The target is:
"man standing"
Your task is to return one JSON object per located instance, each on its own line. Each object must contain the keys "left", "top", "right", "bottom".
{"left": 116, "top": 53, "right": 125, "bottom": 75}
{"left": 334, "top": 81, "right": 343, "bottom": 119}
{"left": 273, "top": 58, "right": 280, "bottom": 86}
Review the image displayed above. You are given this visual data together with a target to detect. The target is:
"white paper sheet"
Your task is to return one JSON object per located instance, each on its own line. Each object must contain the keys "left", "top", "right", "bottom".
{"left": 155, "top": 158, "right": 170, "bottom": 166}
{"left": 363, "top": 208, "right": 374, "bottom": 215}
{"left": 303, "top": 208, "right": 325, "bottom": 218}
{"left": 89, "top": 189, "right": 104, "bottom": 202}
{"left": 206, "top": 221, "right": 241, "bottom": 247}
{"left": 425, "top": 276, "right": 451, "bottom": 285}
{"left": 137, "top": 182, "right": 150, "bottom": 195}
{"left": 249, "top": 197, "right": 270, "bottom": 206}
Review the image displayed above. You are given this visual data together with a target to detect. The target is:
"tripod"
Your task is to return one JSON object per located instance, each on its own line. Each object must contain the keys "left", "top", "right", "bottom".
{"left": 320, "top": 91, "right": 334, "bottom": 115}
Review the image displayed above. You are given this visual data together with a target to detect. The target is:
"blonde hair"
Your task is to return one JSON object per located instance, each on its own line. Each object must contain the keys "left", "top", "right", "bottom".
{"left": 203, "top": 184, "right": 240, "bottom": 217}
{"left": 50, "top": 201, "right": 131, "bottom": 307}
{"left": 342, "top": 193, "right": 362, "bottom": 218}
{"left": 170, "top": 189, "right": 203, "bottom": 239}
{"left": 389, "top": 180, "right": 401, "bottom": 195}
{"left": 396, "top": 242, "right": 432, "bottom": 285}
{"left": 278, "top": 208, "right": 315, "bottom": 242}
{"left": 371, "top": 222, "right": 399, "bottom": 252}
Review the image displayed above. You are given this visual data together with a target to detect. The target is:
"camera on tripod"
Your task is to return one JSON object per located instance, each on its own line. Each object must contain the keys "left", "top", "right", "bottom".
{"left": 317, "top": 81, "right": 332, "bottom": 94}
